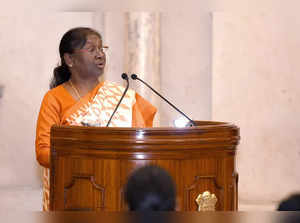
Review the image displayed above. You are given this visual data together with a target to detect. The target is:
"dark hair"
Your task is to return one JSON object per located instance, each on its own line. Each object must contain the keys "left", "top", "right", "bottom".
{"left": 50, "top": 27, "right": 102, "bottom": 89}
{"left": 277, "top": 194, "right": 300, "bottom": 223}
{"left": 124, "top": 165, "right": 176, "bottom": 211}
{"left": 278, "top": 194, "right": 300, "bottom": 211}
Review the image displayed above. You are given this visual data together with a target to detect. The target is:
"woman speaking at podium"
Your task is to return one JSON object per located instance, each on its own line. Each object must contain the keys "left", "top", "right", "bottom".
{"left": 35, "top": 27, "right": 156, "bottom": 210}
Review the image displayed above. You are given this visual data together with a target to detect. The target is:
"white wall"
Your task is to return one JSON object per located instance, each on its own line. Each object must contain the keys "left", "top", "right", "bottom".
{"left": 212, "top": 12, "right": 300, "bottom": 209}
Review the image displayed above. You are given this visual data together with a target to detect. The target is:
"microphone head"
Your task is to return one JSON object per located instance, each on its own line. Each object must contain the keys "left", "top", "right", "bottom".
{"left": 121, "top": 73, "right": 128, "bottom": 80}
{"left": 131, "top": 74, "right": 138, "bottom": 80}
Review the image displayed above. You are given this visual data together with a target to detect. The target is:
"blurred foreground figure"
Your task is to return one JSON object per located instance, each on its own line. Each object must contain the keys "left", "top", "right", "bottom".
{"left": 278, "top": 194, "right": 300, "bottom": 211}
{"left": 277, "top": 194, "right": 300, "bottom": 223}
{"left": 124, "top": 165, "right": 176, "bottom": 211}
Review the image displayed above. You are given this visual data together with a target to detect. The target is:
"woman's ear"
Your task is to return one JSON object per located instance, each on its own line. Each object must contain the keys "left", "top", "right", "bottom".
{"left": 63, "top": 53, "right": 73, "bottom": 68}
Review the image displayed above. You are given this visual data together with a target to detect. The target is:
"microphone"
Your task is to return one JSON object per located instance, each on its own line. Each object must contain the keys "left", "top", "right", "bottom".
{"left": 106, "top": 73, "right": 129, "bottom": 127}
{"left": 131, "top": 74, "right": 196, "bottom": 127}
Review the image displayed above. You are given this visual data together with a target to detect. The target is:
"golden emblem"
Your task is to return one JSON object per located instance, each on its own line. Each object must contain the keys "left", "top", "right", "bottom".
{"left": 195, "top": 191, "right": 218, "bottom": 211}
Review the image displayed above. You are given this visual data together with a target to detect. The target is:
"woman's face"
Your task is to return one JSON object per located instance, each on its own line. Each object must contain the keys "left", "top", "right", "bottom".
{"left": 70, "top": 34, "right": 106, "bottom": 79}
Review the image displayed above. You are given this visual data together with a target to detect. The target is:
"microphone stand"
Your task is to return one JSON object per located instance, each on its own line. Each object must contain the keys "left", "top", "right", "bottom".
{"left": 106, "top": 73, "right": 129, "bottom": 127}
{"left": 131, "top": 74, "right": 196, "bottom": 127}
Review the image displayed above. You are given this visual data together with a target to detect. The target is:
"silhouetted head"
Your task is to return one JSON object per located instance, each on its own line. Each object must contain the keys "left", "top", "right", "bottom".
{"left": 124, "top": 165, "right": 176, "bottom": 211}
{"left": 278, "top": 194, "right": 300, "bottom": 211}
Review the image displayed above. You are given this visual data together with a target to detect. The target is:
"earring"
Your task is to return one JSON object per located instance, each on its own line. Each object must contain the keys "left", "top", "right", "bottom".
{"left": 69, "top": 64, "right": 73, "bottom": 68}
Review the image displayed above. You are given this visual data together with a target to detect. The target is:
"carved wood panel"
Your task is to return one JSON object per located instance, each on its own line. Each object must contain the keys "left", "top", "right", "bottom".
{"left": 64, "top": 174, "right": 105, "bottom": 211}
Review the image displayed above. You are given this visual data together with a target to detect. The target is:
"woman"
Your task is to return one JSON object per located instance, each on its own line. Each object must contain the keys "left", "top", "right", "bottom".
{"left": 35, "top": 27, "right": 156, "bottom": 210}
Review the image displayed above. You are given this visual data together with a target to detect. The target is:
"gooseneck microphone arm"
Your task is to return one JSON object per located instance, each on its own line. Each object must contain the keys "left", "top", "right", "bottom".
{"left": 131, "top": 74, "right": 196, "bottom": 127}
{"left": 106, "top": 73, "right": 129, "bottom": 127}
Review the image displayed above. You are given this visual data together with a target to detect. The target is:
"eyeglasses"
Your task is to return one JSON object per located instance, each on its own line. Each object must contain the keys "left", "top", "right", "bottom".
{"left": 77, "top": 46, "right": 109, "bottom": 55}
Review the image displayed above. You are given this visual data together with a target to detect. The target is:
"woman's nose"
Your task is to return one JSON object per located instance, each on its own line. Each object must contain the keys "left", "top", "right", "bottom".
{"left": 96, "top": 50, "right": 105, "bottom": 58}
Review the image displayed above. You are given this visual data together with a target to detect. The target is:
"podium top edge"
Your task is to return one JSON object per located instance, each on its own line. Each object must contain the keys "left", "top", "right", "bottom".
{"left": 51, "top": 120, "right": 239, "bottom": 132}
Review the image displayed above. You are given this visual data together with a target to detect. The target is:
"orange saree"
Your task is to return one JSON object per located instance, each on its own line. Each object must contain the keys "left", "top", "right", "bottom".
{"left": 35, "top": 81, "right": 156, "bottom": 210}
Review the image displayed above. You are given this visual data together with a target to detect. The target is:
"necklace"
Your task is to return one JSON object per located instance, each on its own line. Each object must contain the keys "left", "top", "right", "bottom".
{"left": 69, "top": 80, "right": 81, "bottom": 99}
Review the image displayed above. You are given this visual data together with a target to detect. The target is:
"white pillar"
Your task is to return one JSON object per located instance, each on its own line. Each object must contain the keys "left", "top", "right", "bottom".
{"left": 124, "top": 12, "right": 161, "bottom": 126}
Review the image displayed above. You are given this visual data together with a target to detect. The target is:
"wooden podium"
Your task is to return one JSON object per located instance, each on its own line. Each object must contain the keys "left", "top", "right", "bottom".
{"left": 49, "top": 121, "right": 239, "bottom": 211}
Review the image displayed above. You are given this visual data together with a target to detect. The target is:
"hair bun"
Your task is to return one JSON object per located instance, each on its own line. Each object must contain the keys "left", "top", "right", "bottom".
{"left": 50, "top": 64, "right": 71, "bottom": 89}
